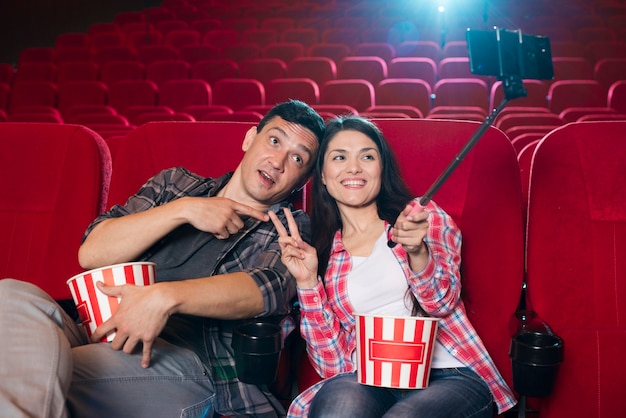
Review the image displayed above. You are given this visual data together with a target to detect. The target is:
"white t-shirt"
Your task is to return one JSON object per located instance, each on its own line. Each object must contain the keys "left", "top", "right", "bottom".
{"left": 347, "top": 231, "right": 464, "bottom": 369}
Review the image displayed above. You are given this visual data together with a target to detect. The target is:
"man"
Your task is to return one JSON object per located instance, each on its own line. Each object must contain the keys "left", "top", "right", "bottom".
{"left": 0, "top": 100, "right": 324, "bottom": 418}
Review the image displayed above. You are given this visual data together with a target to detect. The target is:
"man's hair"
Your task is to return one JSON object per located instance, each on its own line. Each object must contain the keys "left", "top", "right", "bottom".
{"left": 257, "top": 100, "right": 325, "bottom": 144}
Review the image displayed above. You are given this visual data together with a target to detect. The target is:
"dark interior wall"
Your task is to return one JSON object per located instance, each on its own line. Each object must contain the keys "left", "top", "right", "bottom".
{"left": 0, "top": 0, "right": 161, "bottom": 65}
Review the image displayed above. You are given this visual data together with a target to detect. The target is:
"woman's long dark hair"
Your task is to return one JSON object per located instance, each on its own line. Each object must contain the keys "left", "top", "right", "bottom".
{"left": 310, "top": 116, "right": 415, "bottom": 280}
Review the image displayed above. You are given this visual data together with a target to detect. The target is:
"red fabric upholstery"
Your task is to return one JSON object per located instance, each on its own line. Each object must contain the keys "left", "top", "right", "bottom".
{"left": 0, "top": 123, "right": 111, "bottom": 300}
{"left": 525, "top": 121, "right": 626, "bottom": 417}
{"left": 105, "top": 121, "right": 252, "bottom": 209}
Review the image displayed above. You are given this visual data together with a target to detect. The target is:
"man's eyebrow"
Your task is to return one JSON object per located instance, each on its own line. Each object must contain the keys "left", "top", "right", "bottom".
{"left": 268, "top": 126, "right": 314, "bottom": 160}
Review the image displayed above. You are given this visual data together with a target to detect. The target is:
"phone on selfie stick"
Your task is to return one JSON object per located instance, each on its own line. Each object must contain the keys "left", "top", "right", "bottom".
{"left": 388, "top": 27, "right": 554, "bottom": 247}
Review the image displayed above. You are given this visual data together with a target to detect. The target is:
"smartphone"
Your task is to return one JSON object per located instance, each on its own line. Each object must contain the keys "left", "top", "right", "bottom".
{"left": 466, "top": 28, "right": 554, "bottom": 80}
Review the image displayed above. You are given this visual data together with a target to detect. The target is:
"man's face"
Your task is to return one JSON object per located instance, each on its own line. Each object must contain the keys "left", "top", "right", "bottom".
{"left": 238, "top": 116, "right": 319, "bottom": 205}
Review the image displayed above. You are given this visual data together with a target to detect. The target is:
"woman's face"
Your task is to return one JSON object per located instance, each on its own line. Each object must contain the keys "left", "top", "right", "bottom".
{"left": 321, "top": 129, "right": 382, "bottom": 209}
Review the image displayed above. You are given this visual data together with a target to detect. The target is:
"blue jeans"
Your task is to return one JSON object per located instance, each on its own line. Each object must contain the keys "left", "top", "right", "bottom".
{"left": 0, "top": 279, "right": 214, "bottom": 418}
{"left": 309, "top": 368, "right": 493, "bottom": 418}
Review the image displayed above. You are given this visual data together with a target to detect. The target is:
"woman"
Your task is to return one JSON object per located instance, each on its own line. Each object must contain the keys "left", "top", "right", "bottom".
{"left": 269, "top": 116, "right": 516, "bottom": 417}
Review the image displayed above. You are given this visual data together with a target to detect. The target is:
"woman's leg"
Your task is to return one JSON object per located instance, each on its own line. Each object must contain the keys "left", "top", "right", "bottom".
{"left": 309, "top": 373, "right": 396, "bottom": 418}
{"left": 383, "top": 368, "right": 494, "bottom": 418}
{"left": 0, "top": 279, "right": 88, "bottom": 418}
{"left": 68, "top": 338, "right": 215, "bottom": 418}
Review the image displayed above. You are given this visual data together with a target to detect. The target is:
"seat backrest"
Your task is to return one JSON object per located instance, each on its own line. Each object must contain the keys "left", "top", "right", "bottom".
{"left": 551, "top": 57, "right": 595, "bottom": 82}
{"left": 145, "top": 60, "right": 191, "bottom": 87}
{"left": 221, "top": 44, "right": 262, "bottom": 63}
{"left": 337, "top": 56, "right": 388, "bottom": 85}
{"left": 433, "top": 78, "right": 489, "bottom": 111}
{"left": 375, "top": 78, "right": 432, "bottom": 117}
{"left": 353, "top": 43, "right": 396, "bottom": 64}
{"left": 525, "top": 121, "right": 626, "bottom": 417}
{"left": 496, "top": 113, "right": 565, "bottom": 132}
{"left": 0, "top": 123, "right": 111, "bottom": 300}
{"left": 9, "top": 81, "right": 58, "bottom": 114}
{"left": 388, "top": 57, "right": 437, "bottom": 89}
{"left": 373, "top": 118, "right": 525, "bottom": 389}
{"left": 320, "top": 79, "right": 375, "bottom": 112}
{"left": 178, "top": 45, "right": 221, "bottom": 64}
{"left": 108, "top": 80, "right": 158, "bottom": 115}
{"left": 191, "top": 59, "right": 239, "bottom": 85}
{"left": 57, "top": 81, "right": 109, "bottom": 118}
{"left": 212, "top": 78, "right": 265, "bottom": 111}
{"left": 594, "top": 58, "right": 626, "bottom": 91}
{"left": 265, "top": 78, "right": 319, "bottom": 106}
{"left": 238, "top": 58, "right": 288, "bottom": 85}
{"left": 287, "top": 57, "right": 337, "bottom": 86}
{"left": 262, "top": 42, "right": 305, "bottom": 64}
{"left": 490, "top": 80, "right": 550, "bottom": 110}
{"left": 548, "top": 80, "right": 607, "bottom": 114}
{"left": 395, "top": 40, "right": 441, "bottom": 62}
{"left": 105, "top": 121, "right": 252, "bottom": 209}
{"left": 158, "top": 79, "right": 212, "bottom": 112}
{"left": 608, "top": 80, "right": 626, "bottom": 113}
{"left": 100, "top": 61, "right": 145, "bottom": 85}
{"left": 307, "top": 43, "right": 352, "bottom": 65}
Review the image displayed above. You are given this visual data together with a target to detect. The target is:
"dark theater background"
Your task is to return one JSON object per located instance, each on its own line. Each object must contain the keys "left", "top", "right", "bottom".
{"left": 1, "top": 1, "right": 626, "bottom": 417}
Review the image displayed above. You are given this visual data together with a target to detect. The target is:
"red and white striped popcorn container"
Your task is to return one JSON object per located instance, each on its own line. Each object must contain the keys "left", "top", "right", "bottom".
{"left": 355, "top": 313, "right": 440, "bottom": 389}
{"left": 66, "top": 262, "right": 156, "bottom": 342}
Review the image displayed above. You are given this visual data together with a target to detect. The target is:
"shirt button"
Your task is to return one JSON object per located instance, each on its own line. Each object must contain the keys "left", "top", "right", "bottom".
{"left": 313, "top": 297, "right": 319, "bottom": 302}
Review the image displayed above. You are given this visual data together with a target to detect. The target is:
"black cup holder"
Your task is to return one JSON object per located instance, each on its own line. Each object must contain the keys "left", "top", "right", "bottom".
{"left": 509, "top": 330, "right": 564, "bottom": 397}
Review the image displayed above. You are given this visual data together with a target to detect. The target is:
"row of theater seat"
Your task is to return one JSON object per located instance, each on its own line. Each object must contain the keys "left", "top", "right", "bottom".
{"left": 2, "top": 76, "right": 626, "bottom": 136}
{"left": 8, "top": 52, "right": 626, "bottom": 93}
{"left": 2, "top": 118, "right": 625, "bottom": 418}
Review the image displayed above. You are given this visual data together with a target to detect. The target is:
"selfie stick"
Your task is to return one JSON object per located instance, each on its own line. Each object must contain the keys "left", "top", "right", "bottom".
{"left": 387, "top": 76, "right": 527, "bottom": 248}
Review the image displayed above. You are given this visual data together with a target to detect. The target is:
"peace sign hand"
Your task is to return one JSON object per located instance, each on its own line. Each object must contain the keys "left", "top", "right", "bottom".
{"left": 268, "top": 208, "right": 320, "bottom": 289}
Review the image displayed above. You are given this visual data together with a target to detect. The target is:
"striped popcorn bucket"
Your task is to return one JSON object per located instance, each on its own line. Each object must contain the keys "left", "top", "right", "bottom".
{"left": 66, "top": 262, "right": 156, "bottom": 342}
{"left": 355, "top": 313, "right": 440, "bottom": 389}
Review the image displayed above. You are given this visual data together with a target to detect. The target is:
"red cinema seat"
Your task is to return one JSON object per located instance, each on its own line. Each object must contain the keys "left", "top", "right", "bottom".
{"left": 320, "top": 79, "right": 375, "bottom": 113}
{"left": 525, "top": 121, "right": 626, "bottom": 418}
{"left": 353, "top": 43, "right": 396, "bottom": 64}
{"left": 57, "top": 81, "right": 109, "bottom": 118}
{"left": 105, "top": 121, "right": 252, "bottom": 208}
{"left": 178, "top": 45, "right": 220, "bottom": 64}
{"left": 108, "top": 80, "right": 158, "bottom": 115}
{"left": 262, "top": 43, "right": 305, "bottom": 65}
{"left": 0, "top": 123, "right": 111, "bottom": 300}
{"left": 375, "top": 78, "right": 432, "bottom": 118}
{"left": 337, "top": 56, "right": 388, "bottom": 86}
{"left": 265, "top": 78, "right": 319, "bottom": 106}
{"left": 239, "top": 58, "right": 288, "bottom": 85}
{"left": 307, "top": 43, "right": 351, "bottom": 65}
{"left": 8, "top": 81, "right": 58, "bottom": 114}
{"left": 287, "top": 57, "right": 337, "bottom": 87}
{"left": 594, "top": 58, "right": 626, "bottom": 91}
{"left": 12, "top": 63, "right": 57, "bottom": 83}
{"left": 608, "top": 80, "right": 626, "bottom": 113}
{"left": 159, "top": 79, "right": 212, "bottom": 112}
{"left": 136, "top": 45, "right": 178, "bottom": 66}
{"left": 212, "top": 78, "right": 265, "bottom": 111}
{"left": 548, "top": 80, "right": 607, "bottom": 114}
{"left": 395, "top": 40, "right": 441, "bottom": 62}
{"left": 433, "top": 78, "right": 489, "bottom": 112}
{"left": 241, "top": 29, "right": 279, "bottom": 49}
{"left": 191, "top": 59, "right": 239, "bottom": 85}
{"left": 56, "top": 61, "right": 99, "bottom": 85}
{"left": 388, "top": 57, "right": 437, "bottom": 89}
{"left": 145, "top": 60, "right": 191, "bottom": 87}
{"left": 373, "top": 118, "right": 525, "bottom": 399}
{"left": 490, "top": 80, "right": 550, "bottom": 111}
{"left": 100, "top": 61, "right": 145, "bottom": 85}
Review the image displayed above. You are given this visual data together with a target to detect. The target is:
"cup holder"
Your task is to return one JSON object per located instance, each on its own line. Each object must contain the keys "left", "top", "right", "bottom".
{"left": 509, "top": 330, "right": 564, "bottom": 397}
